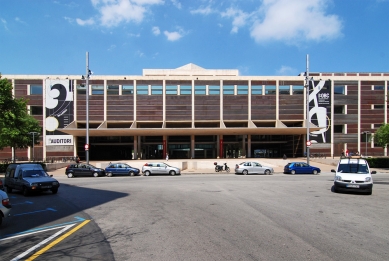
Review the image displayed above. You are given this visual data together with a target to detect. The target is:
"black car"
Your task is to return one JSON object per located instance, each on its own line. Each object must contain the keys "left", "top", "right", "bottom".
{"left": 105, "top": 163, "right": 140, "bottom": 177}
{"left": 4, "top": 163, "right": 60, "bottom": 196}
{"left": 65, "top": 163, "right": 105, "bottom": 178}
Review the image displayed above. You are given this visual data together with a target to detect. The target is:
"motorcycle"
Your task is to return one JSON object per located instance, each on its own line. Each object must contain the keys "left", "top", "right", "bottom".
{"left": 214, "top": 162, "right": 230, "bottom": 172}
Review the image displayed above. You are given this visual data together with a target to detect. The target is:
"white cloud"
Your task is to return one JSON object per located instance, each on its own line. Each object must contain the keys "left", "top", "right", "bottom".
{"left": 90, "top": 0, "right": 164, "bottom": 27}
{"left": 15, "top": 17, "right": 27, "bottom": 25}
{"left": 164, "top": 30, "right": 182, "bottom": 41}
{"left": 1, "top": 18, "right": 9, "bottom": 30}
{"left": 250, "top": 0, "right": 342, "bottom": 44}
{"left": 171, "top": 0, "right": 181, "bottom": 9}
{"left": 76, "top": 18, "right": 95, "bottom": 26}
{"left": 276, "top": 65, "right": 297, "bottom": 75}
{"left": 221, "top": 7, "right": 250, "bottom": 33}
{"left": 108, "top": 44, "right": 116, "bottom": 51}
{"left": 152, "top": 26, "right": 161, "bottom": 35}
{"left": 190, "top": 6, "right": 213, "bottom": 15}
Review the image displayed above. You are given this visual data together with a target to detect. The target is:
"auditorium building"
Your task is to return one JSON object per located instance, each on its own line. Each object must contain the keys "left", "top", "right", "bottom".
{"left": 1, "top": 63, "right": 388, "bottom": 161}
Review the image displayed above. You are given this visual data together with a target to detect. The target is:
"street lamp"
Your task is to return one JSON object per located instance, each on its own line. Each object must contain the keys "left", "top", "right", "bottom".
{"left": 28, "top": 132, "right": 39, "bottom": 161}
{"left": 82, "top": 52, "right": 92, "bottom": 165}
{"left": 305, "top": 54, "right": 311, "bottom": 165}
{"left": 362, "top": 131, "right": 370, "bottom": 157}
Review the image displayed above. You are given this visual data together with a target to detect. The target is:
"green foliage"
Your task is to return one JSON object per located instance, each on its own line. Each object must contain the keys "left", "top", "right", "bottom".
{"left": 366, "top": 157, "right": 389, "bottom": 168}
{"left": 0, "top": 77, "right": 42, "bottom": 152}
{"left": 373, "top": 123, "right": 389, "bottom": 149}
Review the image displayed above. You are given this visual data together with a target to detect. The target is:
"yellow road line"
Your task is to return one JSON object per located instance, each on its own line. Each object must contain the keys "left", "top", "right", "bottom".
{"left": 26, "top": 220, "right": 91, "bottom": 261}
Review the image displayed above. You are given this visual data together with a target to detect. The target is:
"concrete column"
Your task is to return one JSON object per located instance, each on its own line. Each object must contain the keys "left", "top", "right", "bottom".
{"left": 247, "top": 135, "right": 251, "bottom": 158}
{"left": 133, "top": 136, "right": 138, "bottom": 160}
{"left": 191, "top": 135, "right": 195, "bottom": 159}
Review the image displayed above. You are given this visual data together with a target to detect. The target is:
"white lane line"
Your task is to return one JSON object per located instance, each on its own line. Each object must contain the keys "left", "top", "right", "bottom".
{"left": 10, "top": 223, "right": 76, "bottom": 261}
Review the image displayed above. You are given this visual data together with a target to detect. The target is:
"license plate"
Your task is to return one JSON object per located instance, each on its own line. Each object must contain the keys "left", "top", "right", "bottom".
{"left": 346, "top": 184, "right": 359, "bottom": 188}
{"left": 41, "top": 186, "right": 52, "bottom": 189}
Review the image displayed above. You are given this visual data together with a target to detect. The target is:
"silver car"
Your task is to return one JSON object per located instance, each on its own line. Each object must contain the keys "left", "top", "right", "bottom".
{"left": 142, "top": 162, "right": 181, "bottom": 176}
{"left": 235, "top": 161, "right": 274, "bottom": 175}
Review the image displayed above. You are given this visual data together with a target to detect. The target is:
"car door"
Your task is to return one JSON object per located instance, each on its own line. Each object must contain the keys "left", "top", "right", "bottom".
{"left": 301, "top": 163, "right": 310, "bottom": 174}
{"left": 117, "top": 164, "right": 128, "bottom": 175}
{"left": 157, "top": 163, "right": 168, "bottom": 174}
{"left": 252, "top": 162, "right": 264, "bottom": 174}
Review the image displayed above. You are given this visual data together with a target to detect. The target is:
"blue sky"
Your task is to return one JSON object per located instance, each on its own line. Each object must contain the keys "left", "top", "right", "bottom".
{"left": 1, "top": 0, "right": 389, "bottom": 76}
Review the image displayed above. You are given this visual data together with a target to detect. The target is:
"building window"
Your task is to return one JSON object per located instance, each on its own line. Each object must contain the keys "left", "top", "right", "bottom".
{"left": 107, "top": 85, "right": 119, "bottom": 95}
{"left": 292, "top": 85, "right": 304, "bottom": 94}
{"left": 374, "top": 104, "right": 384, "bottom": 109}
{"left": 374, "top": 85, "right": 384, "bottom": 90}
{"left": 265, "top": 85, "right": 276, "bottom": 95}
{"left": 237, "top": 85, "right": 248, "bottom": 95}
{"left": 77, "top": 84, "right": 86, "bottom": 95}
{"left": 223, "top": 85, "right": 234, "bottom": 95}
{"left": 122, "top": 85, "right": 133, "bottom": 95}
{"left": 252, "top": 85, "right": 262, "bottom": 95}
{"left": 30, "top": 106, "right": 43, "bottom": 115}
{"left": 279, "top": 85, "right": 290, "bottom": 95}
{"left": 180, "top": 85, "right": 192, "bottom": 95}
{"left": 334, "top": 86, "right": 345, "bottom": 94}
{"left": 91, "top": 85, "right": 104, "bottom": 95}
{"left": 195, "top": 85, "right": 206, "bottom": 95}
{"left": 151, "top": 85, "right": 162, "bottom": 95}
{"left": 334, "top": 125, "right": 344, "bottom": 133}
{"left": 137, "top": 85, "right": 148, "bottom": 95}
{"left": 334, "top": 105, "right": 345, "bottom": 114}
{"left": 166, "top": 85, "right": 177, "bottom": 95}
{"left": 209, "top": 85, "right": 220, "bottom": 95}
{"left": 30, "top": 85, "right": 43, "bottom": 95}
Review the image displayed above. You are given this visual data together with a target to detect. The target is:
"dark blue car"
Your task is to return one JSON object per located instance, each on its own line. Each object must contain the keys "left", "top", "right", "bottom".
{"left": 105, "top": 163, "right": 140, "bottom": 177}
{"left": 284, "top": 162, "right": 320, "bottom": 175}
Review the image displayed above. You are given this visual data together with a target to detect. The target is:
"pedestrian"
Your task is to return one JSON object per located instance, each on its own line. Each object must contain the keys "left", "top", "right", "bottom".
{"left": 76, "top": 155, "right": 80, "bottom": 163}
{"left": 346, "top": 149, "right": 349, "bottom": 157}
{"left": 341, "top": 149, "right": 345, "bottom": 158}
{"left": 166, "top": 153, "right": 169, "bottom": 161}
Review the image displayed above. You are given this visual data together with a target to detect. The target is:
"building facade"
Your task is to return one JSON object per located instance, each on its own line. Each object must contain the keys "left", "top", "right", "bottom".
{"left": 2, "top": 63, "right": 388, "bottom": 161}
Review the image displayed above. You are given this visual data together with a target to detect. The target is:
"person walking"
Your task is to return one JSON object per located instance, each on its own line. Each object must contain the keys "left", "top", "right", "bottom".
{"left": 166, "top": 153, "right": 169, "bottom": 161}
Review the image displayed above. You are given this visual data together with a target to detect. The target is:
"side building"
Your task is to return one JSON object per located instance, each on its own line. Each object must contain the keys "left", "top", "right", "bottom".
{"left": 1, "top": 64, "right": 388, "bottom": 161}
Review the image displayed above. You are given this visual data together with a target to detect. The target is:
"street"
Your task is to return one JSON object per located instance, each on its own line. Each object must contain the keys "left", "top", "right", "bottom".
{"left": 1, "top": 172, "right": 389, "bottom": 260}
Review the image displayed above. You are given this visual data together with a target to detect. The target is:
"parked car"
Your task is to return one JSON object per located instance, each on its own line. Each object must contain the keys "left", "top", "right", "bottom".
{"left": 283, "top": 162, "right": 321, "bottom": 175}
{"left": 0, "top": 189, "right": 11, "bottom": 226}
{"left": 235, "top": 161, "right": 274, "bottom": 175}
{"left": 142, "top": 162, "right": 181, "bottom": 176}
{"left": 4, "top": 163, "right": 60, "bottom": 196}
{"left": 65, "top": 163, "right": 105, "bottom": 178}
{"left": 105, "top": 163, "right": 140, "bottom": 177}
{"left": 331, "top": 158, "right": 375, "bottom": 195}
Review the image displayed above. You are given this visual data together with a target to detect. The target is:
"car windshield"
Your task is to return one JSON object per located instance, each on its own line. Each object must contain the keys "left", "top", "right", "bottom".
{"left": 337, "top": 164, "right": 368, "bottom": 174}
{"left": 23, "top": 170, "right": 48, "bottom": 177}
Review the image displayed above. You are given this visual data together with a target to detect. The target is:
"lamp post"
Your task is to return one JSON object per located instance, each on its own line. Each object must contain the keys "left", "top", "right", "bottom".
{"left": 362, "top": 131, "right": 370, "bottom": 157}
{"left": 28, "top": 132, "right": 39, "bottom": 161}
{"left": 85, "top": 52, "right": 91, "bottom": 165}
{"left": 305, "top": 54, "right": 310, "bottom": 165}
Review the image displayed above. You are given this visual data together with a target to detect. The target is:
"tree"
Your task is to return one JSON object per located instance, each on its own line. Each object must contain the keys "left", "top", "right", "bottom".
{"left": 0, "top": 76, "right": 42, "bottom": 161}
{"left": 374, "top": 123, "right": 389, "bottom": 149}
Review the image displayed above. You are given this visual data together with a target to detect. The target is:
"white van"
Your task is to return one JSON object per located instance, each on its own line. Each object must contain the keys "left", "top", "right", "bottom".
{"left": 331, "top": 158, "right": 376, "bottom": 195}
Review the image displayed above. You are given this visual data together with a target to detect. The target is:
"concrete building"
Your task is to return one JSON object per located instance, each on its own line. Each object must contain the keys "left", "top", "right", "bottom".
{"left": 2, "top": 64, "right": 388, "bottom": 161}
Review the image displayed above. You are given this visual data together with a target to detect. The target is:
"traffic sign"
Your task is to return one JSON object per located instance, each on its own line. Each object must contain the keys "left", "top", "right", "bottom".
{"left": 85, "top": 144, "right": 89, "bottom": 150}
{"left": 306, "top": 141, "right": 312, "bottom": 147}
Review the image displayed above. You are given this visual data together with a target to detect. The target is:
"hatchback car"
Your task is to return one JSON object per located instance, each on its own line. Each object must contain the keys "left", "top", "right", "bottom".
{"left": 105, "top": 163, "right": 140, "bottom": 177}
{"left": 235, "top": 161, "right": 274, "bottom": 175}
{"left": 4, "top": 164, "right": 60, "bottom": 196}
{"left": 0, "top": 189, "right": 12, "bottom": 226}
{"left": 65, "top": 163, "right": 105, "bottom": 178}
{"left": 284, "top": 162, "right": 321, "bottom": 175}
{"left": 142, "top": 162, "right": 181, "bottom": 176}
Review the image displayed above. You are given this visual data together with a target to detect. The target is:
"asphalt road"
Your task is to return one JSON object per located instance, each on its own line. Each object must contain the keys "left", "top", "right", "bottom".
{"left": 2, "top": 172, "right": 389, "bottom": 260}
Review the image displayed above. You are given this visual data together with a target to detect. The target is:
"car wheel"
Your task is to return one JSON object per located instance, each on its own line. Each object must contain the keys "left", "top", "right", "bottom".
{"left": 23, "top": 187, "right": 29, "bottom": 197}
{"left": 144, "top": 171, "right": 150, "bottom": 176}
{"left": 6, "top": 186, "right": 12, "bottom": 193}
{"left": 169, "top": 170, "right": 176, "bottom": 176}
{"left": 67, "top": 173, "right": 74, "bottom": 178}
{"left": 107, "top": 172, "right": 113, "bottom": 177}
{"left": 52, "top": 188, "right": 58, "bottom": 194}
{"left": 93, "top": 172, "right": 99, "bottom": 177}
{"left": 242, "top": 169, "right": 248, "bottom": 175}
{"left": 291, "top": 170, "right": 296, "bottom": 175}
{"left": 129, "top": 171, "right": 135, "bottom": 176}
{"left": 264, "top": 169, "right": 271, "bottom": 175}
{"left": 215, "top": 166, "right": 219, "bottom": 172}
{"left": 226, "top": 167, "right": 230, "bottom": 173}
{"left": 313, "top": 170, "right": 318, "bottom": 175}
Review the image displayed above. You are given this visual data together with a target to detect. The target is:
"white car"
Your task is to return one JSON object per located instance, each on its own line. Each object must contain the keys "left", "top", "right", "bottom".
{"left": 0, "top": 190, "right": 12, "bottom": 226}
{"left": 235, "top": 161, "right": 274, "bottom": 175}
{"left": 331, "top": 158, "right": 376, "bottom": 195}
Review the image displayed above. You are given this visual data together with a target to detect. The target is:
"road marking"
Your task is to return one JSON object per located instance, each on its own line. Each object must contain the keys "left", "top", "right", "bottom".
{"left": 10, "top": 220, "right": 90, "bottom": 261}
{"left": 0, "top": 216, "right": 85, "bottom": 240}
{"left": 12, "top": 201, "right": 34, "bottom": 206}
{"left": 13, "top": 207, "right": 57, "bottom": 217}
